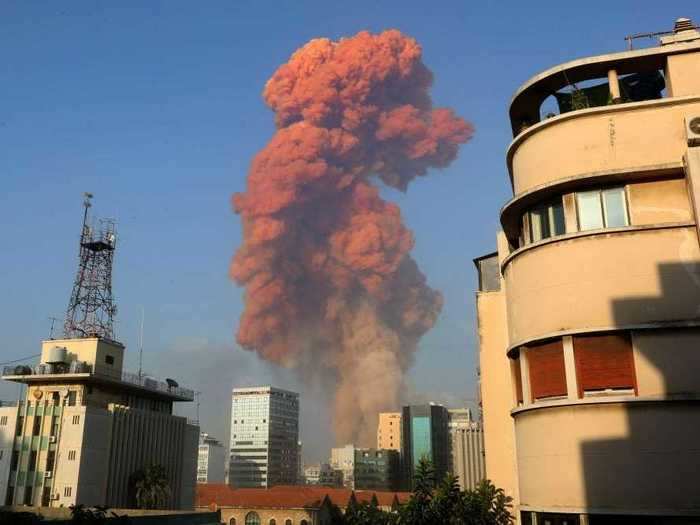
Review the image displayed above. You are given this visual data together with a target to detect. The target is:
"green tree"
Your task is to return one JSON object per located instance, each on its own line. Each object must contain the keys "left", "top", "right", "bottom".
{"left": 128, "top": 464, "right": 171, "bottom": 510}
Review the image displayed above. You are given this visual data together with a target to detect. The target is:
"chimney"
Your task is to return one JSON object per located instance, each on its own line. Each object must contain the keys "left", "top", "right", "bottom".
{"left": 660, "top": 17, "right": 700, "bottom": 45}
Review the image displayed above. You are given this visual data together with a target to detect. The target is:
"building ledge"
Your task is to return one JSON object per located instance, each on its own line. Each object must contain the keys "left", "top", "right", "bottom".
{"left": 500, "top": 221, "right": 696, "bottom": 273}
{"left": 511, "top": 392, "right": 700, "bottom": 416}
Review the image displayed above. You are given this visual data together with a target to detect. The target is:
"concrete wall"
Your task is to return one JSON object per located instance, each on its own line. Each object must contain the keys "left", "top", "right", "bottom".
{"left": 105, "top": 404, "right": 196, "bottom": 510}
{"left": 515, "top": 401, "right": 700, "bottom": 515}
{"left": 76, "top": 406, "right": 113, "bottom": 506}
{"left": 503, "top": 225, "right": 700, "bottom": 347}
{"left": 218, "top": 506, "right": 317, "bottom": 525}
{"left": 666, "top": 52, "right": 700, "bottom": 97}
{"left": 0, "top": 406, "right": 18, "bottom": 505}
{"left": 475, "top": 282, "right": 519, "bottom": 511}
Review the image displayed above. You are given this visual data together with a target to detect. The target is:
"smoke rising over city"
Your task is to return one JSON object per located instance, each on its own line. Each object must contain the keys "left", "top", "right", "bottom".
{"left": 231, "top": 30, "right": 473, "bottom": 445}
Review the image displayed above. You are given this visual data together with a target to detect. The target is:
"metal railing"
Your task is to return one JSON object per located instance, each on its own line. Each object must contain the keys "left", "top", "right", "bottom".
{"left": 2, "top": 364, "right": 194, "bottom": 401}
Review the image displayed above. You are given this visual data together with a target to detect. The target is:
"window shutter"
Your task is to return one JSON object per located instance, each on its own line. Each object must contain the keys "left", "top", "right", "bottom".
{"left": 527, "top": 340, "right": 567, "bottom": 400}
{"left": 574, "top": 333, "right": 636, "bottom": 396}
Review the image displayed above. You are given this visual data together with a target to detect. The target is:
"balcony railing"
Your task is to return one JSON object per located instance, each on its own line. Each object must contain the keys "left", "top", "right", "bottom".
{"left": 2, "top": 364, "right": 194, "bottom": 401}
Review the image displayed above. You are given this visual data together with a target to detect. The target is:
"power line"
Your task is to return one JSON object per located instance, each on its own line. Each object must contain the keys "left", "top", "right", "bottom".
{"left": 0, "top": 354, "right": 41, "bottom": 366}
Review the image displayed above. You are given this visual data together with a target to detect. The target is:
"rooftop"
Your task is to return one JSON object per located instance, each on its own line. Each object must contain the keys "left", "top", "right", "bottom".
{"left": 196, "top": 484, "right": 410, "bottom": 510}
{"left": 2, "top": 363, "right": 194, "bottom": 401}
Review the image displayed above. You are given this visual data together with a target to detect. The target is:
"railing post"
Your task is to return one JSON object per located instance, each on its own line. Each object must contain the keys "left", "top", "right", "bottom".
{"left": 608, "top": 69, "right": 622, "bottom": 103}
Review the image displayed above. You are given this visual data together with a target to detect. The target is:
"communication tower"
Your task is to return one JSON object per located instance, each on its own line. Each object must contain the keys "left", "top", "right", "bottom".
{"left": 63, "top": 193, "right": 118, "bottom": 340}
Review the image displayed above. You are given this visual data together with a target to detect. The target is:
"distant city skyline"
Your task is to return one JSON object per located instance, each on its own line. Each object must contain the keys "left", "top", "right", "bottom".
{"left": 2, "top": 2, "right": 696, "bottom": 464}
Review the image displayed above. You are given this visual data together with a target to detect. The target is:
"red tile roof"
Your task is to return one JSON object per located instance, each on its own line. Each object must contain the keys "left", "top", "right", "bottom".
{"left": 196, "top": 484, "right": 411, "bottom": 510}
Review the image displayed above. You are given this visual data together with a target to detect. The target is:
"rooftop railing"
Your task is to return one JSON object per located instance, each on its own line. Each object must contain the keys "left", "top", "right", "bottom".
{"left": 2, "top": 364, "right": 194, "bottom": 401}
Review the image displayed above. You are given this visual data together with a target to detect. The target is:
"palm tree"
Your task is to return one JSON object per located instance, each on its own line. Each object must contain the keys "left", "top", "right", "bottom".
{"left": 129, "top": 464, "right": 171, "bottom": 510}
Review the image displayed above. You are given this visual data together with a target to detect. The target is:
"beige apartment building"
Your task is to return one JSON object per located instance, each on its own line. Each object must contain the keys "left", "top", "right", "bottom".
{"left": 376, "top": 412, "right": 401, "bottom": 452}
{"left": 476, "top": 18, "right": 700, "bottom": 525}
{"left": 447, "top": 409, "right": 484, "bottom": 491}
{"left": 0, "top": 337, "right": 198, "bottom": 509}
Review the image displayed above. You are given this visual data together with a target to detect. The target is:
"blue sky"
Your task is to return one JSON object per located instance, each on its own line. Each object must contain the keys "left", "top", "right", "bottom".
{"left": 1, "top": 1, "right": 697, "bottom": 460}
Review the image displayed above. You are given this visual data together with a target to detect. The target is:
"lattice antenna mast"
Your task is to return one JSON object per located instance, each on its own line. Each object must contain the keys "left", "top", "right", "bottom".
{"left": 64, "top": 193, "right": 118, "bottom": 340}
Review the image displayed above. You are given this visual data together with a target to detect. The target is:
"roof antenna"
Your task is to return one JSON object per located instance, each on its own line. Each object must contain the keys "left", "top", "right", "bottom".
{"left": 48, "top": 317, "right": 60, "bottom": 339}
{"left": 138, "top": 306, "right": 144, "bottom": 380}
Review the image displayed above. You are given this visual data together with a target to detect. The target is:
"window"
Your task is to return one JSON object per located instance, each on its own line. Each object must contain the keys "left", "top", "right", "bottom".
{"left": 0, "top": 416, "right": 7, "bottom": 426}
{"left": 29, "top": 451, "right": 37, "bottom": 471}
{"left": 5, "top": 486, "right": 14, "bottom": 506}
{"left": 574, "top": 333, "right": 636, "bottom": 397}
{"left": 576, "top": 187, "right": 628, "bottom": 231}
{"left": 526, "top": 198, "right": 565, "bottom": 243}
{"left": 50, "top": 416, "right": 59, "bottom": 437}
{"left": 245, "top": 512, "right": 261, "bottom": 525}
{"left": 32, "top": 416, "right": 41, "bottom": 436}
{"left": 63, "top": 486, "right": 72, "bottom": 498}
{"left": 285, "top": 520, "right": 293, "bottom": 525}
{"left": 41, "top": 486, "right": 51, "bottom": 507}
{"left": 10, "top": 450, "right": 19, "bottom": 471}
{"left": 527, "top": 339, "right": 567, "bottom": 401}
{"left": 0, "top": 450, "right": 3, "bottom": 461}
{"left": 72, "top": 415, "right": 80, "bottom": 425}
{"left": 24, "top": 486, "right": 33, "bottom": 505}
{"left": 67, "top": 391, "right": 77, "bottom": 407}
{"left": 105, "top": 355, "right": 115, "bottom": 365}
{"left": 229, "top": 519, "right": 236, "bottom": 525}
{"left": 46, "top": 450, "right": 55, "bottom": 471}
{"left": 300, "top": 521, "right": 308, "bottom": 525}
{"left": 16, "top": 416, "right": 24, "bottom": 436}
{"left": 68, "top": 450, "right": 77, "bottom": 461}
{"left": 270, "top": 520, "right": 277, "bottom": 525}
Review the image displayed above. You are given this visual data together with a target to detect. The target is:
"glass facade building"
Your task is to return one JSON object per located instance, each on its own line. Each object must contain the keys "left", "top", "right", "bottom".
{"left": 401, "top": 404, "right": 449, "bottom": 488}
{"left": 228, "top": 386, "right": 299, "bottom": 488}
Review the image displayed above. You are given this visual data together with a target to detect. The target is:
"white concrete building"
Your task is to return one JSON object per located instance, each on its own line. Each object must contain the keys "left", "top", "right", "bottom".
{"left": 228, "top": 386, "right": 299, "bottom": 488}
{"left": 197, "top": 433, "right": 226, "bottom": 484}
{"left": 448, "top": 408, "right": 485, "bottom": 491}
{"left": 0, "top": 337, "right": 198, "bottom": 509}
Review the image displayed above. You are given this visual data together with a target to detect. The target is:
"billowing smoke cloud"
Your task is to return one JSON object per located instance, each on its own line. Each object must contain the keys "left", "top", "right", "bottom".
{"left": 231, "top": 30, "right": 473, "bottom": 446}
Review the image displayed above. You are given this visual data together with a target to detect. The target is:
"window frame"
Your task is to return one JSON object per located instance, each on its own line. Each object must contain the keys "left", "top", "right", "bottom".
{"left": 573, "top": 332, "right": 637, "bottom": 398}
{"left": 525, "top": 197, "right": 566, "bottom": 244}
{"left": 576, "top": 186, "right": 629, "bottom": 231}
{"left": 526, "top": 339, "right": 568, "bottom": 402}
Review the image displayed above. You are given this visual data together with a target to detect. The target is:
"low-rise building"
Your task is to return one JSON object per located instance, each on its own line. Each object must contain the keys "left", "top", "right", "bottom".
{"left": 0, "top": 337, "right": 198, "bottom": 509}
{"left": 198, "top": 433, "right": 226, "bottom": 484}
{"left": 330, "top": 445, "right": 399, "bottom": 491}
{"left": 303, "top": 463, "right": 342, "bottom": 487}
{"left": 196, "top": 484, "right": 410, "bottom": 525}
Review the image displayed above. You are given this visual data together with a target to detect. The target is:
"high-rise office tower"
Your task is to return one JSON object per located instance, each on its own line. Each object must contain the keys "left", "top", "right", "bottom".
{"left": 401, "top": 404, "right": 449, "bottom": 488}
{"left": 228, "top": 386, "right": 299, "bottom": 488}
{"left": 447, "top": 409, "right": 484, "bottom": 490}
{"left": 197, "top": 433, "right": 226, "bottom": 484}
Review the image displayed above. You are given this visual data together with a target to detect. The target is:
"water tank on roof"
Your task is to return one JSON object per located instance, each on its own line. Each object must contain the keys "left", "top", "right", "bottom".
{"left": 46, "top": 346, "right": 68, "bottom": 364}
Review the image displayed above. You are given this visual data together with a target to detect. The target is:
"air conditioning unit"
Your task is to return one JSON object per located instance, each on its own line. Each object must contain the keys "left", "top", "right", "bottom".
{"left": 48, "top": 436, "right": 57, "bottom": 443}
{"left": 44, "top": 471, "right": 52, "bottom": 478}
{"left": 687, "top": 115, "right": 700, "bottom": 147}
{"left": 50, "top": 494, "right": 59, "bottom": 501}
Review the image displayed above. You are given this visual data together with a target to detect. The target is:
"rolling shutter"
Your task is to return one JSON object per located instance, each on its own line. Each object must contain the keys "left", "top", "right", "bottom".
{"left": 573, "top": 333, "right": 636, "bottom": 396}
{"left": 527, "top": 340, "right": 567, "bottom": 400}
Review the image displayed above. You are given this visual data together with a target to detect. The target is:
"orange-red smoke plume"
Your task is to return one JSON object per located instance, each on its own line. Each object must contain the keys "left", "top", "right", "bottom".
{"left": 231, "top": 30, "right": 473, "bottom": 445}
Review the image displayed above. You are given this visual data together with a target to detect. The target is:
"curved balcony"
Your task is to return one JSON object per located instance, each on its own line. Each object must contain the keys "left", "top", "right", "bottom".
{"left": 507, "top": 96, "right": 700, "bottom": 197}
{"left": 514, "top": 400, "right": 700, "bottom": 515}
{"left": 502, "top": 224, "right": 700, "bottom": 347}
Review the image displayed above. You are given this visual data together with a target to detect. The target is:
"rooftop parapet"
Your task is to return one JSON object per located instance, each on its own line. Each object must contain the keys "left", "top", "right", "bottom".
{"left": 2, "top": 363, "right": 194, "bottom": 401}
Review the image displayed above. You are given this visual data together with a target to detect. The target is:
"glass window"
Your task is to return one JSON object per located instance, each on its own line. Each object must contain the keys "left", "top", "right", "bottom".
{"left": 602, "top": 187, "right": 628, "bottom": 227}
{"left": 577, "top": 187, "right": 628, "bottom": 231}
{"left": 577, "top": 190, "right": 604, "bottom": 230}
{"left": 245, "top": 512, "right": 261, "bottom": 525}
{"left": 526, "top": 198, "right": 565, "bottom": 244}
